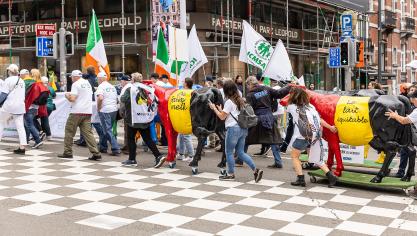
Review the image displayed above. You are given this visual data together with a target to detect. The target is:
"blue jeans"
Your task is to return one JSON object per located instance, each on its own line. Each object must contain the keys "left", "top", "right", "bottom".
{"left": 98, "top": 111, "right": 120, "bottom": 152}
{"left": 24, "top": 108, "right": 41, "bottom": 144}
{"left": 177, "top": 134, "right": 195, "bottom": 156}
{"left": 271, "top": 144, "right": 282, "bottom": 165}
{"left": 92, "top": 122, "right": 107, "bottom": 151}
{"left": 225, "top": 125, "right": 256, "bottom": 174}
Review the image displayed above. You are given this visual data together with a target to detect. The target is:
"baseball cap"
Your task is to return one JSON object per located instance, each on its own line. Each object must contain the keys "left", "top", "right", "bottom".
{"left": 6, "top": 64, "right": 19, "bottom": 74}
{"left": 19, "top": 69, "right": 29, "bottom": 76}
{"left": 97, "top": 71, "right": 107, "bottom": 79}
{"left": 119, "top": 75, "right": 131, "bottom": 81}
{"left": 70, "top": 70, "right": 83, "bottom": 77}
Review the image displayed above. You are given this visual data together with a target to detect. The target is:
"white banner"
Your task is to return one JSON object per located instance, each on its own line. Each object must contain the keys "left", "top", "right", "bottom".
{"left": 239, "top": 20, "right": 273, "bottom": 70}
{"left": 130, "top": 83, "right": 158, "bottom": 125}
{"left": 263, "top": 39, "right": 293, "bottom": 81}
{"left": 308, "top": 139, "right": 365, "bottom": 164}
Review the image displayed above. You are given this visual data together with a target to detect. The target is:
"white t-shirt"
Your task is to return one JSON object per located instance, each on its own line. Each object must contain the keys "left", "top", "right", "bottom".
{"left": 287, "top": 104, "right": 321, "bottom": 140}
{"left": 1, "top": 76, "right": 26, "bottom": 115}
{"left": 407, "top": 108, "right": 417, "bottom": 127}
{"left": 223, "top": 99, "right": 240, "bottom": 128}
{"left": 70, "top": 78, "right": 93, "bottom": 114}
{"left": 96, "top": 81, "right": 118, "bottom": 113}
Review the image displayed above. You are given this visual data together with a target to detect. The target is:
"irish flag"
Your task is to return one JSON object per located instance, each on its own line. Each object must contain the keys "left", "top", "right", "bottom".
{"left": 85, "top": 10, "right": 110, "bottom": 78}
{"left": 155, "top": 27, "right": 176, "bottom": 85}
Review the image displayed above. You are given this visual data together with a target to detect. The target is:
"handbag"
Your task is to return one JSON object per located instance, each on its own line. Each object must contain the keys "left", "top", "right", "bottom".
{"left": 0, "top": 77, "right": 20, "bottom": 107}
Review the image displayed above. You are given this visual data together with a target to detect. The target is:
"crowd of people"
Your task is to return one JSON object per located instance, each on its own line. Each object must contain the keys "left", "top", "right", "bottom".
{"left": 1, "top": 63, "right": 416, "bottom": 186}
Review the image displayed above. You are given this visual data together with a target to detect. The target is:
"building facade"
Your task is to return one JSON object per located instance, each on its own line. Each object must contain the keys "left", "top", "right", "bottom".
{"left": 367, "top": 0, "right": 417, "bottom": 86}
{"left": 0, "top": 0, "right": 366, "bottom": 90}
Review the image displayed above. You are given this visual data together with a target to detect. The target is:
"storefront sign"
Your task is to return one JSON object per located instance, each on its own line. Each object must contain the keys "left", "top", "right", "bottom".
{"left": 0, "top": 14, "right": 144, "bottom": 37}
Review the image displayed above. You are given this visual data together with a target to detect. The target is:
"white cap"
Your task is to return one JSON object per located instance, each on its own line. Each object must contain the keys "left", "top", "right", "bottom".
{"left": 97, "top": 71, "right": 107, "bottom": 79}
{"left": 6, "top": 64, "right": 19, "bottom": 74}
{"left": 70, "top": 70, "right": 83, "bottom": 77}
{"left": 41, "top": 76, "right": 49, "bottom": 84}
{"left": 19, "top": 69, "right": 29, "bottom": 76}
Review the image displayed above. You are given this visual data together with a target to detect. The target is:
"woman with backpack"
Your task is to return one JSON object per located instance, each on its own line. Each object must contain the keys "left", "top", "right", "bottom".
{"left": 287, "top": 87, "right": 338, "bottom": 187}
{"left": 209, "top": 80, "right": 263, "bottom": 182}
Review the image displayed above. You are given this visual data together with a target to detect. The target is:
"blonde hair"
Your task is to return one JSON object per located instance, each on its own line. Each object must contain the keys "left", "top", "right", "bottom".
{"left": 131, "top": 72, "right": 143, "bottom": 82}
{"left": 31, "top": 69, "right": 41, "bottom": 82}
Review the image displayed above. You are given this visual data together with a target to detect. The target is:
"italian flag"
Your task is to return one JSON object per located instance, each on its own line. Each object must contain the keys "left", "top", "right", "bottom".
{"left": 155, "top": 27, "right": 176, "bottom": 86}
{"left": 85, "top": 10, "right": 110, "bottom": 78}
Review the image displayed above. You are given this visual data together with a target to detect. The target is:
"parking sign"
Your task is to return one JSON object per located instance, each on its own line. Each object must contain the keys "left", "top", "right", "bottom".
{"left": 329, "top": 47, "right": 341, "bottom": 68}
{"left": 341, "top": 14, "right": 353, "bottom": 34}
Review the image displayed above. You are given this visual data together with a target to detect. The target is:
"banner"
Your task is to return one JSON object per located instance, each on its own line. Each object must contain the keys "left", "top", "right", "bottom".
{"left": 239, "top": 20, "right": 273, "bottom": 70}
{"left": 308, "top": 139, "right": 365, "bottom": 165}
{"left": 152, "top": 0, "right": 182, "bottom": 58}
{"left": 263, "top": 39, "right": 292, "bottom": 81}
{"left": 130, "top": 84, "right": 158, "bottom": 124}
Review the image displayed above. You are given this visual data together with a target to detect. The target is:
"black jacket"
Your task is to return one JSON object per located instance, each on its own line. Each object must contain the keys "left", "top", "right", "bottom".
{"left": 246, "top": 85, "right": 291, "bottom": 144}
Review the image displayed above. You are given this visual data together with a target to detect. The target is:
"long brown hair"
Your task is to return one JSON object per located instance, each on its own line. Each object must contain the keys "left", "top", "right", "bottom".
{"left": 223, "top": 80, "right": 244, "bottom": 110}
{"left": 288, "top": 87, "right": 310, "bottom": 107}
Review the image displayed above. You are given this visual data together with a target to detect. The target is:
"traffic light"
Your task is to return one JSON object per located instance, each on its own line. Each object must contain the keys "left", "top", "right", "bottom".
{"left": 340, "top": 41, "right": 349, "bottom": 66}
{"left": 65, "top": 32, "right": 74, "bottom": 56}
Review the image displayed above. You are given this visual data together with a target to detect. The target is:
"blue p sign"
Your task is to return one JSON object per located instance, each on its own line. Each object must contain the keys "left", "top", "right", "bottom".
{"left": 341, "top": 15, "right": 352, "bottom": 32}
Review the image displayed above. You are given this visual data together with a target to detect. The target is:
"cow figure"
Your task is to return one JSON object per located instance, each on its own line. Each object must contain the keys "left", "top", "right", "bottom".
{"left": 149, "top": 83, "right": 226, "bottom": 174}
{"left": 303, "top": 89, "right": 416, "bottom": 183}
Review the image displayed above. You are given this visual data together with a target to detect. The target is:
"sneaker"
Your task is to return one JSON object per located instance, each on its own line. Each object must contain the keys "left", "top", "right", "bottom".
{"left": 57, "top": 153, "right": 73, "bottom": 159}
{"left": 267, "top": 163, "right": 283, "bottom": 169}
{"left": 254, "top": 168, "right": 264, "bottom": 183}
{"left": 121, "top": 159, "right": 137, "bottom": 166}
{"left": 154, "top": 156, "right": 166, "bottom": 168}
{"left": 88, "top": 155, "right": 102, "bottom": 161}
{"left": 32, "top": 141, "right": 43, "bottom": 149}
{"left": 177, "top": 154, "right": 185, "bottom": 161}
{"left": 219, "top": 174, "right": 235, "bottom": 181}
{"left": 40, "top": 132, "right": 46, "bottom": 141}
{"left": 13, "top": 148, "right": 25, "bottom": 155}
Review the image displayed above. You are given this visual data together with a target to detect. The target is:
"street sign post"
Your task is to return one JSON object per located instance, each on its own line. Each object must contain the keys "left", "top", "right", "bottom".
{"left": 35, "top": 24, "right": 57, "bottom": 58}
{"left": 329, "top": 47, "right": 341, "bottom": 68}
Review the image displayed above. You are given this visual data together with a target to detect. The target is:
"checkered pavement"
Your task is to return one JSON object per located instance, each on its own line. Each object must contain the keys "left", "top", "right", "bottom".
{"left": 0, "top": 142, "right": 416, "bottom": 235}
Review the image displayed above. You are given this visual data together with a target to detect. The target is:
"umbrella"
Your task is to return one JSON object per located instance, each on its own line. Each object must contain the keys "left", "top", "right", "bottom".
{"left": 406, "top": 60, "right": 417, "bottom": 69}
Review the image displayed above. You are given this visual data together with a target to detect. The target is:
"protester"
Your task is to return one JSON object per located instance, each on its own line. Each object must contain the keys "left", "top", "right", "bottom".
{"left": 96, "top": 72, "right": 121, "bottom": 155}
{"left": 120, "top": 72, "right": 166, "bottom": 167}
{"left": 33, "top": 76, "right": 55, "bottom": 140}
{"left": 58, "top": 70, "right": 101, "bottom": 160}
{"left": 156, "top": 74, "right": 173, "bottom": 88}
{"left": 149, "top": 72, "right": 159, "bottom": 84}
{"left": 205, "top": 75, "right": 214, "bottom": 87}
{"left": 24, "top": 69, "right": 44, "bottom": 148}
{"left": 244, "top": 76, "right": 290, "bottom": 169}
{"left": 0, "top": 64, "right": 27, "bottom": 154}
{"left": 368, "top": 81, "right": 382, "bottom": 90}
{"left": 287, "top": 87, "right": 338, "bottom": 187}
{"left": 209, "top": 80, "right": 263, "bottom": 182}
{"left": 118, "top": 74, "right": 132, "bottom": 153}
{"left": 309, "top": 83, "right": 315, "bottom": 90}
{"left": 234, "top": 75, "right": 244, "bottom": 93}
{"left": 177, "top": 78, "right": 195, "bottom": 162}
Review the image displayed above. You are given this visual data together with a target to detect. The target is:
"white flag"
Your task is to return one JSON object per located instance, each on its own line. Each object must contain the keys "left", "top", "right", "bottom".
{"left": 239, "top": 20, "right": 273, "bottom": 70}
{"left": 180, "top": 25, "right": 208, "bottom": 85}
{"left": 298, "top": 76, "right": 305, "bottom": 86}
{"left": 263, "top": 39, "right": 293, "bottom": 81}
{"left": 169, "top": 26, "right": 189, "bottom": 81}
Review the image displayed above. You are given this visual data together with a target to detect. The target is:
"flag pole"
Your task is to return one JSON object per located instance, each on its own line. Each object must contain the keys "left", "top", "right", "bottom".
{"left": 174, "top": 27, "right": 179, "bottom": 88}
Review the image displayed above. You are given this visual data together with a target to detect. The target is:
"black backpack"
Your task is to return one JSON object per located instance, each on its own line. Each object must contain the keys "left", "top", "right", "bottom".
{"left": 295, "top": 106, "right": 314, "bottom": 144}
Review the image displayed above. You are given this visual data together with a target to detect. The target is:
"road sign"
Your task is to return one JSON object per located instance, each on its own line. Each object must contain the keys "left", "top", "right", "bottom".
{"left": 36, "top": 24, "right": 56, "bottom": 37}
{"left": 36, "top": 37, "right": 54, "bottom": 57}
{"left": 341, "top": 14, "right": 353, "bottom": 33}
{"left": 329, "top": 47, "right": 341, "bottom": 68}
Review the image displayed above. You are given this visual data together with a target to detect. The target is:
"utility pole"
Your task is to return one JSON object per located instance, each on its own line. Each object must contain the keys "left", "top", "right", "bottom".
{"left": 121, "top": 0, "right": 125, "bottom": 73}
{"left": 377, "top": 0, "right": 382, "bottom": 83}
{"left": 59, "top": 0, "right": 66, "bottom": 85}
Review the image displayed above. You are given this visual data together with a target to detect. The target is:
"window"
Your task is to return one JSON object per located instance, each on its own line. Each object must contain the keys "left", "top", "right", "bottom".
{"left": 369, "top": 0, "right": 374, "bottom": 11}
{"left": 411, "top": 0, "right": 415, "bottom": 17}
{"left": 412, "top": 70, "right": 416, "bottom": 83}
{"left": 393, "top": 0, "right": 397, "bottom": 11}
{"left": 393, "top": 48, "right": 398, "bottom": 64}
{"left": 155, "top": 2, "right": 160, "bottom": 13}
{"left": 412, "top": 50, "right": 415, "bottom": 61}
{"left": 401, "top": 0, "right": 405, "bottom": 15}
